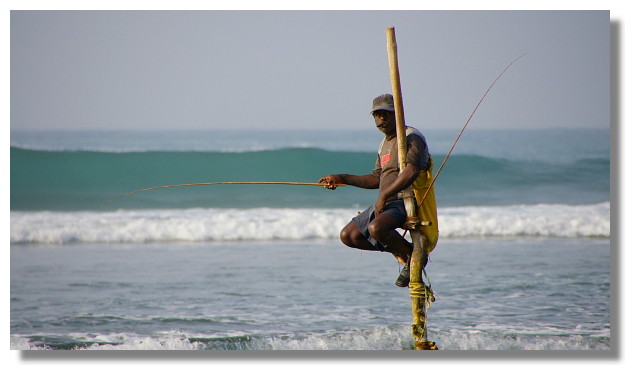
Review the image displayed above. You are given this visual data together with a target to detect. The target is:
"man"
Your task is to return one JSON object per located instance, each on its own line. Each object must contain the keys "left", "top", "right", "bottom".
{"left": 318, "top": 93, "right": 431, "bottom": 287}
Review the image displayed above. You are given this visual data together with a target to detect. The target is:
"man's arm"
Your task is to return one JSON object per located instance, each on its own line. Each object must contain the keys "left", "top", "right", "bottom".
{"left": 374, "top": 163, "right": 421, "bottom": 216}
{"left": 318, "top": 174, "right": 379, "bottom": 190}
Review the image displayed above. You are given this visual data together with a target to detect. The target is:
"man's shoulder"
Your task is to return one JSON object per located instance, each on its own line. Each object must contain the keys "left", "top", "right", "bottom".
{"left": 406, "top": 126, "right": 427, "bottom": 143}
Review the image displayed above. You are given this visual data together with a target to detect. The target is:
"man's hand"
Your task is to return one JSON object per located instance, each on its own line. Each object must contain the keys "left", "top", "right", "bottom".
{"left": 374, "top": 193, "right": 388, "bottom": 217}
{"left": 318, "top": 173, "right": 378, "bottom": 190}
{"left": 318, "top": 175, "right": 344, "bottom": 190}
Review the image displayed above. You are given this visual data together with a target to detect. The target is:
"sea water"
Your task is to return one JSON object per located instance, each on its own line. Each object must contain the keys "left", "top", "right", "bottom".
{"left": 10, "top": 128, "right": 611, "bottom": 350}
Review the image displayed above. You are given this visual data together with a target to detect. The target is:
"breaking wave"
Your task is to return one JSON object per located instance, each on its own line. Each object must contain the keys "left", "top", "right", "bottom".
{"left": 10, "top": 202, "right": 609, "bottom": 245}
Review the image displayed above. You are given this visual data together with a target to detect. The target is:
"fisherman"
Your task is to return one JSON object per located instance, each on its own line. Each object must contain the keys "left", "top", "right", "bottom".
{"left": 318, "top": 93, "right": 431, "bottom": 287}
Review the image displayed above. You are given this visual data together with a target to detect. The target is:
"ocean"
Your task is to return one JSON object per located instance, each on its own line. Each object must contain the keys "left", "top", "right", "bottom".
{"left": 10, "top": 127, "right": 611, "bottom": 350}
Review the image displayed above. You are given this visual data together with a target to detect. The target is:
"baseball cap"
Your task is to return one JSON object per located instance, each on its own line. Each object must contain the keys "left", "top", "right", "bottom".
{"left": 371, "top": 93, "right": 395, "bottom": 113}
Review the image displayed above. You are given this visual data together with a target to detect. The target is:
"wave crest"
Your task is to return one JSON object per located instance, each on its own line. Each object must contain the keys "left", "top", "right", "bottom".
{"left": 10, "top": 202, "right": 610, "bottom": 245}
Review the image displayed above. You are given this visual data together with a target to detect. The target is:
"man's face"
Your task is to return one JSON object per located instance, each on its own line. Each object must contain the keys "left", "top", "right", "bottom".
{"left": 373, "top": 110, "right": 397, "bottom": 136}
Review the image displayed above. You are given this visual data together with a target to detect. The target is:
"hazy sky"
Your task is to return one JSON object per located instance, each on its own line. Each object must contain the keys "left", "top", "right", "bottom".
{"left": 11, "top": 10, "right": 609, "bottom": 131}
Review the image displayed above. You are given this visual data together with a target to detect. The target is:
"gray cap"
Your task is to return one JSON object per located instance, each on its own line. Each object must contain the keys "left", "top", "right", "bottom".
{"left": 371, "top": 93, "right": 395, "bottom": 113}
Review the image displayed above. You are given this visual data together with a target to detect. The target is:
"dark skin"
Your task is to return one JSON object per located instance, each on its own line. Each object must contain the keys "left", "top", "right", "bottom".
{"left": 318, "top": 110, "right": 421, "bottom": 266}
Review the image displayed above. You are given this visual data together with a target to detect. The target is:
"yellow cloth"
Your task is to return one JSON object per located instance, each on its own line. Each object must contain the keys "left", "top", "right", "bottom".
{"left": 412, "top": 158, "right": 439, "bottom": 253}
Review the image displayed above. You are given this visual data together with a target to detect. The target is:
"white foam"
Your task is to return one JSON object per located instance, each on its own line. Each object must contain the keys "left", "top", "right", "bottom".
{"left": 12, "top": 325, "right": 609, "bottom": 350}
{"left": 432, "top": 328, "right": 609, "bottom": 350}
{"left": 10, "top": 202, "right": 610, "bottom": 245}
{"left": 438, "top": 201, "right": 610, "bottom": 239}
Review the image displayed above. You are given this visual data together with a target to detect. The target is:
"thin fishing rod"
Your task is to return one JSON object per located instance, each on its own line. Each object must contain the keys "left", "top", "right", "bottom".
{"left": 418, "top": 54, "right": 526, "bottom": 204}
{"left": 108, "top": 181, "right": 346, "bottom": 203}
{"left": 110, "top": 57, "right": 522, "bottom": 206}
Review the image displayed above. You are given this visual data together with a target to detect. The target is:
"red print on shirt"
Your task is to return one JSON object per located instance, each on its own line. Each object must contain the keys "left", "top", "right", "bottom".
{"left": 380, "top": 153, "right": 391, "bottom": 168}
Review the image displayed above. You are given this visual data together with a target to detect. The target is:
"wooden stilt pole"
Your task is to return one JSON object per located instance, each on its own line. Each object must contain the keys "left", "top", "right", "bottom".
{"left": 386, "top": 26, "right": 437, "bottom": 350}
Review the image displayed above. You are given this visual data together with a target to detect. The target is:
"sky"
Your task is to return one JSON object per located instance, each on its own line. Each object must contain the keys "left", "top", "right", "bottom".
{"left": 11, "top": 10, "right": 609, "bottom": 131}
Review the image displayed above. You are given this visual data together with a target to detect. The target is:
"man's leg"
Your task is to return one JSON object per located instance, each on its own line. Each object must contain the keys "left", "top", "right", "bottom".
{"left": 339, "top": 221, "right": 377, "bottom": 251}
{"left": 367, "top": 213, "right": 413, "bottom": 266}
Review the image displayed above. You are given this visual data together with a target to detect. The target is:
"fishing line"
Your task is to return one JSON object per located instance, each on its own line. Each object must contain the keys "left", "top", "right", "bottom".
{"left": 418, "top": 54, "right": 526, "bottom": 205}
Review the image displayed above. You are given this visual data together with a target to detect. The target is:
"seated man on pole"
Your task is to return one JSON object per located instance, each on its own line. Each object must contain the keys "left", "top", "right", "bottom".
{"left": 318, "top": 93, "right": 431, "bottom": 287}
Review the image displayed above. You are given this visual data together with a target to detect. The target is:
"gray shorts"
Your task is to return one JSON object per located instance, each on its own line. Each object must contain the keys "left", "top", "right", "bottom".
{"left": 351, "top": 200, "right": 407, "bottom": 252}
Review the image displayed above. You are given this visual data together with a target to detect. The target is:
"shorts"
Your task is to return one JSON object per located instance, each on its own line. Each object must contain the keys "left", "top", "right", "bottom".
{"left": 351, "top": 199, "right": 407, "bottom": 252}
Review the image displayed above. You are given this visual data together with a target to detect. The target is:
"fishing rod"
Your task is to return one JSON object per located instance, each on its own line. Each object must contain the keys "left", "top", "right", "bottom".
{"left": 110, "top": 56, "right": 524, "bottom": 206}
{"left": 417, "top": 54, "right": 526, "bottom": 205}
{"left": 108, "top": 181, "right": 346, "bottom": 203}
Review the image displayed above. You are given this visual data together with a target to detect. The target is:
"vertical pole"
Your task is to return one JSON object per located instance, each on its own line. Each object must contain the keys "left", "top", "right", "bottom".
{"left": 386, "top": 26, "right": 437, "bottom": 350}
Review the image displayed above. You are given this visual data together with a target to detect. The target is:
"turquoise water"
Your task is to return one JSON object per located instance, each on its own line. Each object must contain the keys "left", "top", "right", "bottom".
{"left": 10, "top": 128, "right": 609, "bottom": 211}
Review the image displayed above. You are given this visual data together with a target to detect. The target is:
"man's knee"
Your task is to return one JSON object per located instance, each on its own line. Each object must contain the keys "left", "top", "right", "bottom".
{"left": 368, "top": 214, "right": 402, "bottom": 242}
{"left": 339, "top": 227, "right": 351, "bottom": 246}
{"left": 341, "top": 221, "right": 373, "bottom": 249}
{"left": 339, "top": 223, "right": 356, "bottom": 247}
{"left": 367, "top": 221, "right": 386, "bottom": 242}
